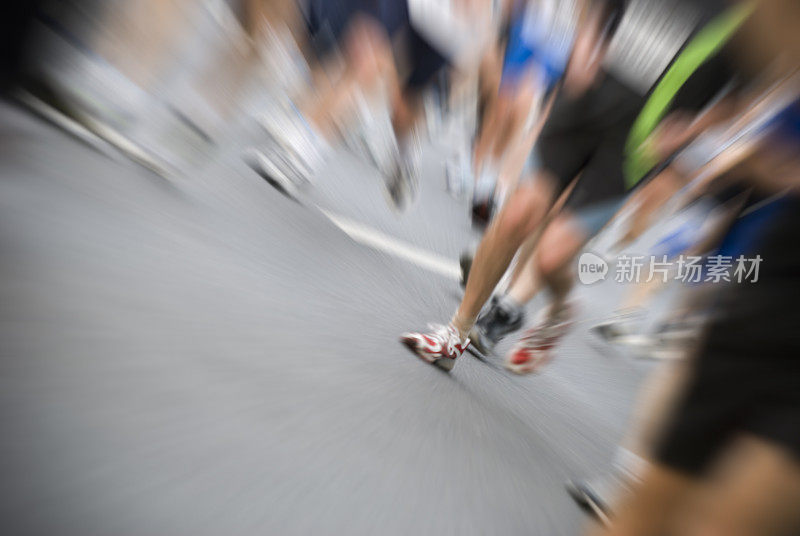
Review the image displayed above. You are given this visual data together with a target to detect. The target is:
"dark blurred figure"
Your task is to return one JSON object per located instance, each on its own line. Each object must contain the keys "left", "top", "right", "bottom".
{"left": 0, "top": 2, "right": 43, "bottom": 93}
{"left": 594, "top": 2, "right": 800, "bottom": 535}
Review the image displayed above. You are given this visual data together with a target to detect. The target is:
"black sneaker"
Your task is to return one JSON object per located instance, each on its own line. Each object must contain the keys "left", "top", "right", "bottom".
{"left": 469, "top": 295, "right": 525, "bottom": 355}
{"left": 591, "top": 309, "right": 644, "bottom": 344}
{"left": 565, "top": 467, "right": 637, "bottom": 528}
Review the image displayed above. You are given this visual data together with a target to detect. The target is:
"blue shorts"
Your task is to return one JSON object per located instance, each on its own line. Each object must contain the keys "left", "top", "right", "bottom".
{"left": 500, "top": 18, "right": 565, "bottom": 93}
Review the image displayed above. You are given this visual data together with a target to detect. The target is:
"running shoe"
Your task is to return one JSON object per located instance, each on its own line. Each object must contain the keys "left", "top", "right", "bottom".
{"left": 505, "top": 302, "right": 574, "bottom": 374}
{"left": 565, "top": 476, "right": 615, "bottom": 527}
{"left": 380, "top": 131, "right": 422, "bottom": 211}
{"left": 566, "top": 463, "right": 638, "bottom": 527}
{"left": 247, "top": 107, "right": 328, "bottom": 195}
{"left": 400, "top": 323, "right": 470, "bottom": 371}
{"left": 625, "top": 330, "right": 695, "bottom": 361}
{"left": 594, "top": 312, "right": 698, "bottom": 360}
{"left": 245, "top": 145, "right": 303, "bottom": 197}
{"left": 386, "top": 154, "right": 419, "bottom": 211}
{"left": 469, "top": 295, "right": 526, "bottom": 355}
{"left": 591, "top": 309, "right": 645, "bottom": 344}
{"left": 349, "top": 90, "right": 396, "bottom": 175}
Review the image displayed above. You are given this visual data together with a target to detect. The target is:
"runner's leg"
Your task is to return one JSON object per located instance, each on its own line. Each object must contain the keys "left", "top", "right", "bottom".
{"left": 534, "top": 214, "right": 587, "bottom": 310}
{"left": 593, "top": 463, "right": 695, "bottom": 536}
{"left": 679, "top": 436, "right": 800, "bottom": 536}
{"left": 304, "top": 15, "right": 397, "bottom": 138}
{"left": 454, "top": 181, "right": 554, "bottom": 335}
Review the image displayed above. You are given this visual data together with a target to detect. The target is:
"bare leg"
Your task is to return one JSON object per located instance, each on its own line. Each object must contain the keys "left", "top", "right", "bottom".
{"left": 534, "top": 214, "right": 587, "bottom": 311}
{"left": 453, "top": 182, "right": 553, "bottom": 333}
{"left": 593, "top": 463, "right": 694, "bottom": 536}
{"left": 503, "top": 175, "right": 576, "bottom": 305}
{"left": 471, "top": 45, "right": 503, "bottom": 173}
{"left": 496, "top": 119, "right": 538, "bottom": 197}
{"left": 96, "top": 0, "right": 192, "bottom": 90}
{"left": 302, "top": 16, "right": 398, "bottom": 138}
{"left": 201, "top": 1, "right": 302, "bottom": 120}
{"left": 506, "top": 231, "right": 543, "bottom": 304}
{"left": 473, "top": 93, "right": 508, "bottom": 173}
{"left": 390, "top": 88, "right": 422, "bottom": 144}
{"left": 474, "top": 79, "right": 538, "bottom": 181}
{"left": 490, "top": 81, "right": 537, "bottom": 163}
{"left": 679, "top": 436, "right": 800, "bottom": 536}
{"left": 603, "top": 436, "right": 800, "bottom": 536}
{"left": 96, "top": 0, "right": 193, "bottom": 89}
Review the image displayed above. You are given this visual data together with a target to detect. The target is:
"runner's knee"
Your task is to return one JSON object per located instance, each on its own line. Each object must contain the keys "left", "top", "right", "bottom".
{"left": 536, "top": 218, "right": 585, "bottom": 276}
{"left": 495, "top": 185, "right": 548, "bottom": 244}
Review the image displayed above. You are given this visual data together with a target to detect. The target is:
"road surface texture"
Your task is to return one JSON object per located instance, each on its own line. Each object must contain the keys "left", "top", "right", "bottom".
{"left": 0, "top": 100, "right": 653, "bottom": 535}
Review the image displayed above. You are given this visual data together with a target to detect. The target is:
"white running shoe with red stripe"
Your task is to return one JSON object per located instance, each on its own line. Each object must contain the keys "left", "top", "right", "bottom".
{"left": 400, "top": 323, "right": 470, "bottom": 371}
{"left": 506, "top": 302, "right": 575, "bottom": 375}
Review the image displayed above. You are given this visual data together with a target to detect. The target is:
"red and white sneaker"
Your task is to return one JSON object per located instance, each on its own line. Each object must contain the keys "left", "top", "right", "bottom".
{"left": 506, "top": 302, "right": 575, "bottom": 375}
{"left": 400, "top": 323, "right": 470, "bottom": 371}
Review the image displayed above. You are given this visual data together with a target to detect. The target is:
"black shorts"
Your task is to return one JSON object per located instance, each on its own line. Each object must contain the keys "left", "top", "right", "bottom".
{"left": 655, "top": 309, "right": 800, "bottom": 475}
{"left": 304, "top": 0, "right": 448, "bottom": 91}
{"left": 655, "top": 199, "right": 800, "bottom": 475}
{"left": 536, "top": 75, "right": 642, "bottom": 218}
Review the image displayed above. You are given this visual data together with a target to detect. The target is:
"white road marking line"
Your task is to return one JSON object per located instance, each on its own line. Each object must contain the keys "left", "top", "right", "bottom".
{"left": 319, "top": 209, "right": 461, "bottom": 280}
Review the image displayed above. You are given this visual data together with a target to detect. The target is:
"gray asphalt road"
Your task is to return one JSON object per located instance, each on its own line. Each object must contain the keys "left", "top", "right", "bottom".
{"left": 0, "top": 101, "right": 650, "bottom": 535}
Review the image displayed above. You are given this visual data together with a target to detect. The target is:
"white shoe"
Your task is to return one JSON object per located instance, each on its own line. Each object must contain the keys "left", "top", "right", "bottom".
{"left": 385, "top": 135, "right": 421, "bottom": 211}
{"left": 250, "top": 106, "right": 329, "bottom": 192}
{"left": 400, "top": 323, "right": 470, "bottom": 371}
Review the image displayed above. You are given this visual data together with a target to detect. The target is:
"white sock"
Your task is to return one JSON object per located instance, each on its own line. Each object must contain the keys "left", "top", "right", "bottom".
{"left": 450, "top": 313, "right": 477, "bottom": 340}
